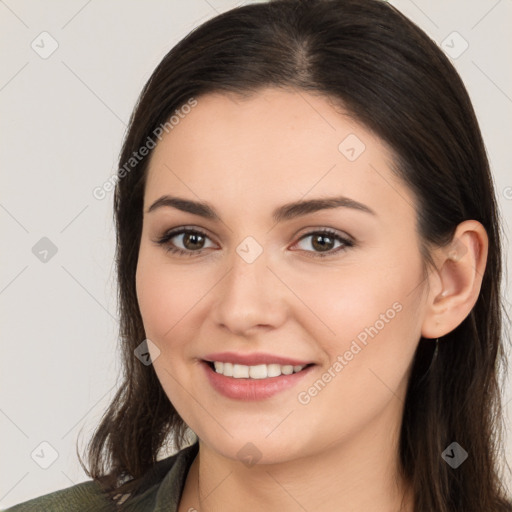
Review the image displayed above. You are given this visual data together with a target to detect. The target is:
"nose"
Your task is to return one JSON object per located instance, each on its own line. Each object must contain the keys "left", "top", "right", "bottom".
{"left": 211, "top": 246, "right": 288, "bottom": 336}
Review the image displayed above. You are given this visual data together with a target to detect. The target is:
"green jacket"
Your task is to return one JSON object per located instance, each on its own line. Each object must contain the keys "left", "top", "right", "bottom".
{"left": 2, "top": 442, "right": 199, "bottom": 512}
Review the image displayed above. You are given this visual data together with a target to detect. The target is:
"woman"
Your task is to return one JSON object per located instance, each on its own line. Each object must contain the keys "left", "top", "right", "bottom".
{"left": 6, "top": 0, "right": 511, "bottom": 510}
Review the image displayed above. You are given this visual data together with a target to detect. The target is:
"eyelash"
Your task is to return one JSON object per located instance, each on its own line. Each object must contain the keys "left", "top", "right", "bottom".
{"left": 154, "top": 227, "right": 354, "bottom": 259}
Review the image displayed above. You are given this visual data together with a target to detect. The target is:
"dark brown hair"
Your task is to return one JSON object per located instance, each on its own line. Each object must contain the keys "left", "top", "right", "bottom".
{"left": 79, "top": 0, "right": 512, "bottom": 510}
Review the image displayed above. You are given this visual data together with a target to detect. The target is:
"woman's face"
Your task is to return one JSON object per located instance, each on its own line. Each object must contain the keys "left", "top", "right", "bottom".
{"left": 136, "top": 88, "right": 431, "bottom": 464}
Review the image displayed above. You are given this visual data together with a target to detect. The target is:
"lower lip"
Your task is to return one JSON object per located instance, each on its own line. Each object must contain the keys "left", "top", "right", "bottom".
{"left": 201, "top": 361, "right": 315, "bottom": 401}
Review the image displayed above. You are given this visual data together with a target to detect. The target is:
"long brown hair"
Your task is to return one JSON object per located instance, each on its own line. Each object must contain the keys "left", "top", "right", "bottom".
{"left": 79, "top": 1, "right": 512, "bottom": 510}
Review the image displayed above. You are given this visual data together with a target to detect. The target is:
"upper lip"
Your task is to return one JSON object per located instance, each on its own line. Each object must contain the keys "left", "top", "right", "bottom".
{"left": 203, "top": 352, "right": 313, "bottom": 366}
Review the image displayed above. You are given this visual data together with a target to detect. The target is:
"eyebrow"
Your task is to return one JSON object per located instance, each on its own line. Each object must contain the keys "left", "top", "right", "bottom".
{"left": 146, "top": 195, "right": 376, "bottom": 222}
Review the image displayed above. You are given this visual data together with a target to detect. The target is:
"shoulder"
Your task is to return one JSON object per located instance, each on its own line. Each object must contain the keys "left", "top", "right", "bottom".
{"left": 1, "top": 480, "right": 113, "bottom": 512}
{"left": 2, "top": 442, "right": 199, "bottom": 512}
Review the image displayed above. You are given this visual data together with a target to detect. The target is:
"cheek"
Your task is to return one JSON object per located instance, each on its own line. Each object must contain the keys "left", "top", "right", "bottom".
{"left": 287, "top": 265, "right": 411, "bottom": 351}
{"left": 136, "top": 253, "right": 183, "bottom": 340}
{"left": 135, "top": 251, "right": 214, "bottom": 347}
{"left": 303, "top": 249, "right": 424, "bottom": 378}
{"left": 293, "top": 271, "right": 422, "bottom": 442}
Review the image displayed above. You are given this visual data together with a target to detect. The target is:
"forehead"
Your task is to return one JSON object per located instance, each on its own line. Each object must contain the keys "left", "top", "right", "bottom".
{"left": 144, "top": 88, "right": 417, "bottom": 225}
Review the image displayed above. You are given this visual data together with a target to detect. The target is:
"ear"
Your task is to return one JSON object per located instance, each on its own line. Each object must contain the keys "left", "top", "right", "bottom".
{"left": 421, "top": 220, "right": 488, "bottom": 339}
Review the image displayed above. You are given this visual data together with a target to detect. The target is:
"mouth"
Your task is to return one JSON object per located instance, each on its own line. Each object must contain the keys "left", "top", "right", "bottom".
{"left": 200, "top": 359, "right": 316, "bottom": 401}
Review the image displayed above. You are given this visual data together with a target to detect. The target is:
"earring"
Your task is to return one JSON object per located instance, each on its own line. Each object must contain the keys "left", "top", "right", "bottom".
{"left": 427, "top": 337, "right": 439, "bottom": 372}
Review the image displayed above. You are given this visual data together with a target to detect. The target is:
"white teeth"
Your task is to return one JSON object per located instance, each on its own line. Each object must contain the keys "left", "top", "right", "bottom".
{"left": 233, "top": 364, "right": 249, "bottom": 378}
{"left": 249, "top": 364, "right": 267, "bottom": 379}
{"left": 281, "top": 365, "right": 293, "bottom": 375}
{"left": 211, "top": 361, "right": 306, "bottom": 379}
{"left": 267, "top": 364, "right": 281, "bottom": 378}
{"left": 223, "top": 362, "right": 233, "bottom": 377}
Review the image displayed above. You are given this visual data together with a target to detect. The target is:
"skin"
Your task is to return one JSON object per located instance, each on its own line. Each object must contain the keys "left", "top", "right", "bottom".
{"left": 135, "top": 88, "right": 488, "bottom": 512}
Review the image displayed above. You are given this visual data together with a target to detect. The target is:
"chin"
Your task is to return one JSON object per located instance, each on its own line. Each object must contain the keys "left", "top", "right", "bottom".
{"left": 196, "top": 428, "right": 311, "bottom": 466}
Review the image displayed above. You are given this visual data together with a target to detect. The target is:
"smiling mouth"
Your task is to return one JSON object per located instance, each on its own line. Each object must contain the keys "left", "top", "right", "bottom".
{"left": 204, "top": 360, "right": 315, "bottom": 379}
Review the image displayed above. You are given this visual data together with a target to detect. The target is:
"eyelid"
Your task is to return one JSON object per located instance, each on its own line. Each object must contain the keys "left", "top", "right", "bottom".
{"left": 155, "top": 225, "right": 215, "bottom": 240}
{"left": 293, "top": 225, "right": 355, "bottom": 243}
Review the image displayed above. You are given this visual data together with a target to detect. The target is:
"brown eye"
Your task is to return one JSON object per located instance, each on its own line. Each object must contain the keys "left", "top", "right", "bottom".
{"left": 311, "top": 233, "right": 336, "bottom": 252}
{"left": 294, "top": 229, "right": 354, "bottom": 258}
{"left": 181, "top": 232, "right": 206, "bottom": 250}
{"left": 155, "top": 228, "right": 215, "bottom": 256}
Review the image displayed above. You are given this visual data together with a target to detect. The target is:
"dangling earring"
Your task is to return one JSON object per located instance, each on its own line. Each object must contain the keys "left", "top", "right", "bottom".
{"left": 417, "top": 338, "right": 439, "bottom": 384}
{"left": 427, "top": 337, "right": 439, "bottom": 372}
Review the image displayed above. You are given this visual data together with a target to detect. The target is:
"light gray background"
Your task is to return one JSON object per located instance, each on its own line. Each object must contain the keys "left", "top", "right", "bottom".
{"left": 1, "top": 0, "right": 511, "bottom": 507}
